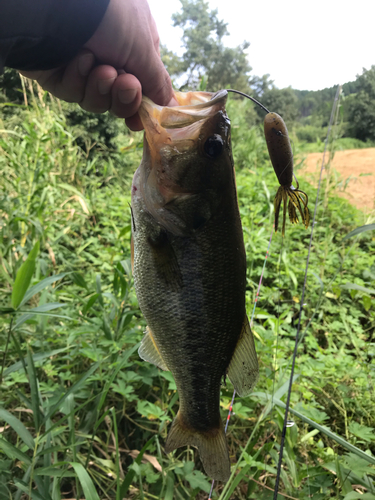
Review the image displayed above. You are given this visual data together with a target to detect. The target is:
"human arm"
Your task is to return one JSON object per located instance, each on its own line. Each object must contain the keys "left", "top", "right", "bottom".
{"left": 0, "top": 0, "right": 176, "bottom": 130}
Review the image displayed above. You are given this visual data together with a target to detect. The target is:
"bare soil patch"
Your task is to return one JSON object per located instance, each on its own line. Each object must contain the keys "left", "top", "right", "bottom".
{"left": 299, "top": 148, "right": 375, "bottom": 212}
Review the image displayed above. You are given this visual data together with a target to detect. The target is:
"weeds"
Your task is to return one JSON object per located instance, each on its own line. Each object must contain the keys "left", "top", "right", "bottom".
{"left": 0, "top": 85, "right": 374, "bottom": 499}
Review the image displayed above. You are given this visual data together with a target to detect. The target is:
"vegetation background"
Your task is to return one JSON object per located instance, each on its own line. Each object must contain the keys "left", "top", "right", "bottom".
{"left": 0, "top": 1, "right": 374, "bottom": 499}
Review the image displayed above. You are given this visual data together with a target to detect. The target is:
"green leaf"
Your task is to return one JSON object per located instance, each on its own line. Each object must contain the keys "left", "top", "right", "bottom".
{"left": 71, "top": 272, "right": 87, "bottom": 289}
{"left": 164, "top": 472, "right": 175, "bottom": 500}
{"left": 341, "top": 283, "right": 375, "bottom": 295}
{"left": 44, "top": 361, "right": 100, "bottom": 422}
{"left": 343, "top": 452, "right": 374, "bottom": 477}
{"left": 349, "top": 422, "right": 375, "bottom": 442}
{"left": 27, "top": 349, "right": 42, "bottom": 431}
{"left": 11, "top": 241, "right": 40, "bottom": 309}
{"left": 119, "top": 437, "right": 155, "bottom": 498}
{"left": 34, "top": 466, "right": 75, "bottom": 477}
{"left": 0, "top": 407, "right": 35, "bottom": 449}
{"left": 184, "top": 470, "right": 211, "bottom": 492}
{"left": 20, "top": 272, "right": 70, "bottom": 307}
{"left": 343, "top": 223, "right": 375, "bottom": 240}
{"left": 0, "top": 437, "right": 31, "bottom": 465}
{"left": 69, "top": 462, "right": 100, "bottom": 500}
{"left": 273, "top": 398, "right": 375, "bottom": 466}
{"left": 14, "top": 480, "right": 49, "bottom": 500}
{"left": 220, "top": 464, "right": 251, "bottom": 500}
{"left": 21, "top": 303, "right": 67, "bottom": 313}
{"left": 15, "top": 310, "right": 73, "bottom": 329}
{"left": 343, "top": 493, "right": 375, "bottom": 500}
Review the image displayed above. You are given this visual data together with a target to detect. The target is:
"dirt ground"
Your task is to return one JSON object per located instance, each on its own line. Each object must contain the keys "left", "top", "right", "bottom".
{"left": 299, "top": 148, "right": 375, "bottom": 212}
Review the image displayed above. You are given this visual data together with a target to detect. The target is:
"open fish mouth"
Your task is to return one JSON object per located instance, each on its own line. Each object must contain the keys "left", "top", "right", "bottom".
{"left": 138, "top": 90, "right": 228, "bottom": 157}
{"left": 135, "top": 90, "right": 232, "bottom": 227}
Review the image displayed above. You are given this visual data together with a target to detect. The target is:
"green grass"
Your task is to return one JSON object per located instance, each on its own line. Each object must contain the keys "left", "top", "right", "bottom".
{"left": 0, "top": 88, "right": 374, "bottom": 500}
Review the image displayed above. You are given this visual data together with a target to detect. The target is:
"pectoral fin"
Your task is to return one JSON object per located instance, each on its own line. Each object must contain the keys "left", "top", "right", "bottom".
{"left": 138, "top": 326, "right": 169, "bottom": 371}
{"left": 147, "top": 229, "right": 183, "bottom": 291}
{"left": 227, "top": 315, "right": 259, "bottom": 397}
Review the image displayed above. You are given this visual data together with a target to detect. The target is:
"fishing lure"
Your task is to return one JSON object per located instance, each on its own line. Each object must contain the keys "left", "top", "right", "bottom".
{"left": 227, "top": 90, "right": 310, "bottom": 236}
{"left": 264, "top": 113, "right": 310, "bottom": 236}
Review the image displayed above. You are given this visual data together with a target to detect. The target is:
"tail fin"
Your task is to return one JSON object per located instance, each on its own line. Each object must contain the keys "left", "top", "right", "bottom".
{"left": 164, "top": 412, "right": 230, "bottom": 482}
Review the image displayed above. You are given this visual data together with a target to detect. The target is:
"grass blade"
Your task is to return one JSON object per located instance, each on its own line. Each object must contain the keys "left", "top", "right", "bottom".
{"left": 343, "top": 223, "right": 375, "bottom": 240}
{"left": 11, "top": 241, "right": 39, "bottom": 309}
{"left": 15, "top": 479, "right": 52, "bottom": 500}
{"left": 341, "top": 283, "right": 375, "bottom": 295}
{"left": 3, "top": 348, "right": 68, "bottom": 377}
{"left": 119, "top": 436, "right": 155, "bottom": 498}
{"left": 44, "top": 361, "right": 100, "bottom": 422}
{"left": 220, "top": 464, "right": 251, "bottom": 500}
{"left": 20, "top": 272, "right": 70, "bottom": 307}
{"left": 26, "top": 348, "right": 43, "bottom": 431}
{"left": 0, "top": 407, "right": 35, "bottom": 449}
{"left": 273, "top": 398, "right": 375, "bottom": 466}
{"left": 69, "top": 462, "right": 100, "bottom": 500}
{"left": 0, "top": 437, "right": 32, "bottom": 465}
{"left": 20, "top": 303, "right": 67, "bottom": 313}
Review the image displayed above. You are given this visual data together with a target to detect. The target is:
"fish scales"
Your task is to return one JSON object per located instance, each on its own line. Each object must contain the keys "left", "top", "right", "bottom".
{"left": 131, "top": 90, "right": 259, "bottom": 481}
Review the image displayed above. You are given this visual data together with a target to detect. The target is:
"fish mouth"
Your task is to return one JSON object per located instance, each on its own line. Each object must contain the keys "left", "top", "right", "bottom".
{"left": 135, "top": 90, "right": 230, "bottom": 231}
{"left": 138, "top": 90, "right": 228, "bottom": 157}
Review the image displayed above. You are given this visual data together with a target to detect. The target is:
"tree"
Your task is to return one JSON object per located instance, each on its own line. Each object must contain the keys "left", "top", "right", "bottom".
{"left": 250, "top": 74, "right": 274, "bottom": 98}
{"left": 346, "top": 66, "right": 375, "bottom": 141}
{"left": 168, "top": 0, "right": 253, "bottom": 92}
{"left": 259, "top": 87, "right": 300, "bottom": 123}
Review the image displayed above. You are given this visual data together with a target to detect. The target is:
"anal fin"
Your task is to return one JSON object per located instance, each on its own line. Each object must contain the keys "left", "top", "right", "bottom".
{"left": 138, "top": 326, "right": 169, "bottom": 371}
{"left": 227, "top": 314, "right": 259, "bottom": 397}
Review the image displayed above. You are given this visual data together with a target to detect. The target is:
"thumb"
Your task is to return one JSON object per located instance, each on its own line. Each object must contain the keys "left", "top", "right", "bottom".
{"left": 127, "top": 43, "right": 175, "bottom": 107}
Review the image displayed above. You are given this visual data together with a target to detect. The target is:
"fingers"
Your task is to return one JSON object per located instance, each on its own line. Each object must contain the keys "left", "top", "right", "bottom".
{"left": 125, "top": 114, "right": 144, "bottom": 132}
{"left": 79, "top": 65, "right": 118, "bottom": 113}
{"left": 21, "top": 50, "right": 96, "bottom": 103}
{"left": 110, "top": 72, "right": 142, "bottom": 118}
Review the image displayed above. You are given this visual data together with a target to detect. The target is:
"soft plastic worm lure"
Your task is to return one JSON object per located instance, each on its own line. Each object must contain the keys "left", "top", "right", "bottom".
{"left": 263, "top": 112, "right": 310, "bottom": 236}
{"left": 226, "top": 91, "right": 310, "bottom": 236}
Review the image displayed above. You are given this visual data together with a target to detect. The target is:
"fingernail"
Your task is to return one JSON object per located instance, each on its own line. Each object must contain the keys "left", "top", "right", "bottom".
{"left": 78, "top": 53, "right": 95, "bottom": 77}
{"left": 98, "top": 77, "right": 116, "bottom": 95}
{"left": 118, "top": 89, "right": 137, "bottom": 104}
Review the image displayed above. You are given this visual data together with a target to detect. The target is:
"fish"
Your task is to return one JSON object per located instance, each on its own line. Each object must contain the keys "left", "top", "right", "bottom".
{"left": 131, "top": 90, "right": 259, "bottom": 482}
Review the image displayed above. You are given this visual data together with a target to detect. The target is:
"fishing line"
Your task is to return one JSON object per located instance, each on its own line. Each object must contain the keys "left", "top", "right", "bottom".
{"left": 272, "top": 84, "right": 342, "bottom": 500}
{"left": 207, "top": 227, "right": 274, "bottom": 500}
{"left": 226, "top": 89, "right": 271, "bottom": 114}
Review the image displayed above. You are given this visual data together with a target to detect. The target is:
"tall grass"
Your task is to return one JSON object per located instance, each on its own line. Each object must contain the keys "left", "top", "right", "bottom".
{"left": 0, "top": 85, "right": 374, "bottom": 499}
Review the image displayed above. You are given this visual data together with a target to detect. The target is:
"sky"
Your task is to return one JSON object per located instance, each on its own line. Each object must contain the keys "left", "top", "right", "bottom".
{"left": 148, "top": 0, "right": 374, "bottom": 92}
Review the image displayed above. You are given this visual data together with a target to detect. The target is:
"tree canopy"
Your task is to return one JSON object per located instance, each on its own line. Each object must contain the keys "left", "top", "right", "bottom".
{"left": 162, "top": 0, "right": 252, "bottom": 92}
{"left": 346, "top": 66, "right": 375, "bottom": 141}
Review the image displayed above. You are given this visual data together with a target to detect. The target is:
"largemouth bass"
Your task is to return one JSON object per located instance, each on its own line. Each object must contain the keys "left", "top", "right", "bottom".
{"left": 131, "top": 90, "right": 258, "bottom": 482}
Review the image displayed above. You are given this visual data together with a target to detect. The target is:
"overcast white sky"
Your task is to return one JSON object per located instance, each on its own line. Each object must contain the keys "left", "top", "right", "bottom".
{"left": 148, "top": 0, "right": 374, "bottom": 91}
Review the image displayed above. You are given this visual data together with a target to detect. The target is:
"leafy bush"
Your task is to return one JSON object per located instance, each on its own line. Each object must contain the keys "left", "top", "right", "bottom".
{"left": 295, "top": 124, "right": 328, "bottom": 143}
{"left": 0, "top": 91, "right": 374, "bottom": 499}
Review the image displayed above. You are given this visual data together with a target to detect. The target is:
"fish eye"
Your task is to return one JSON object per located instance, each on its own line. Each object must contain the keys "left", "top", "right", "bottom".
{"left": 204, "top": 134, "right": 223, "bottom": 158}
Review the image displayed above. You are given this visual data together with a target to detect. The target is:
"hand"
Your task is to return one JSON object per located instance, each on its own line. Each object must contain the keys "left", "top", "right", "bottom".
{"left": 19, "top": 0, "right": 177, "bottom": 131}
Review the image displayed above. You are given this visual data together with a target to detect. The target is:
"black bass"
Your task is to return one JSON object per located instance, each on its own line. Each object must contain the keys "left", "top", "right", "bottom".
{"left": 131, "top": 90, "right": 258, "bottom": 481}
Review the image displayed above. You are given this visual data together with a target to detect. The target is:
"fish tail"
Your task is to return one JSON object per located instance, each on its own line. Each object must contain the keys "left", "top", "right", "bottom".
{"left": 164, "top": 411, "right": 230, "bottom": 482}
